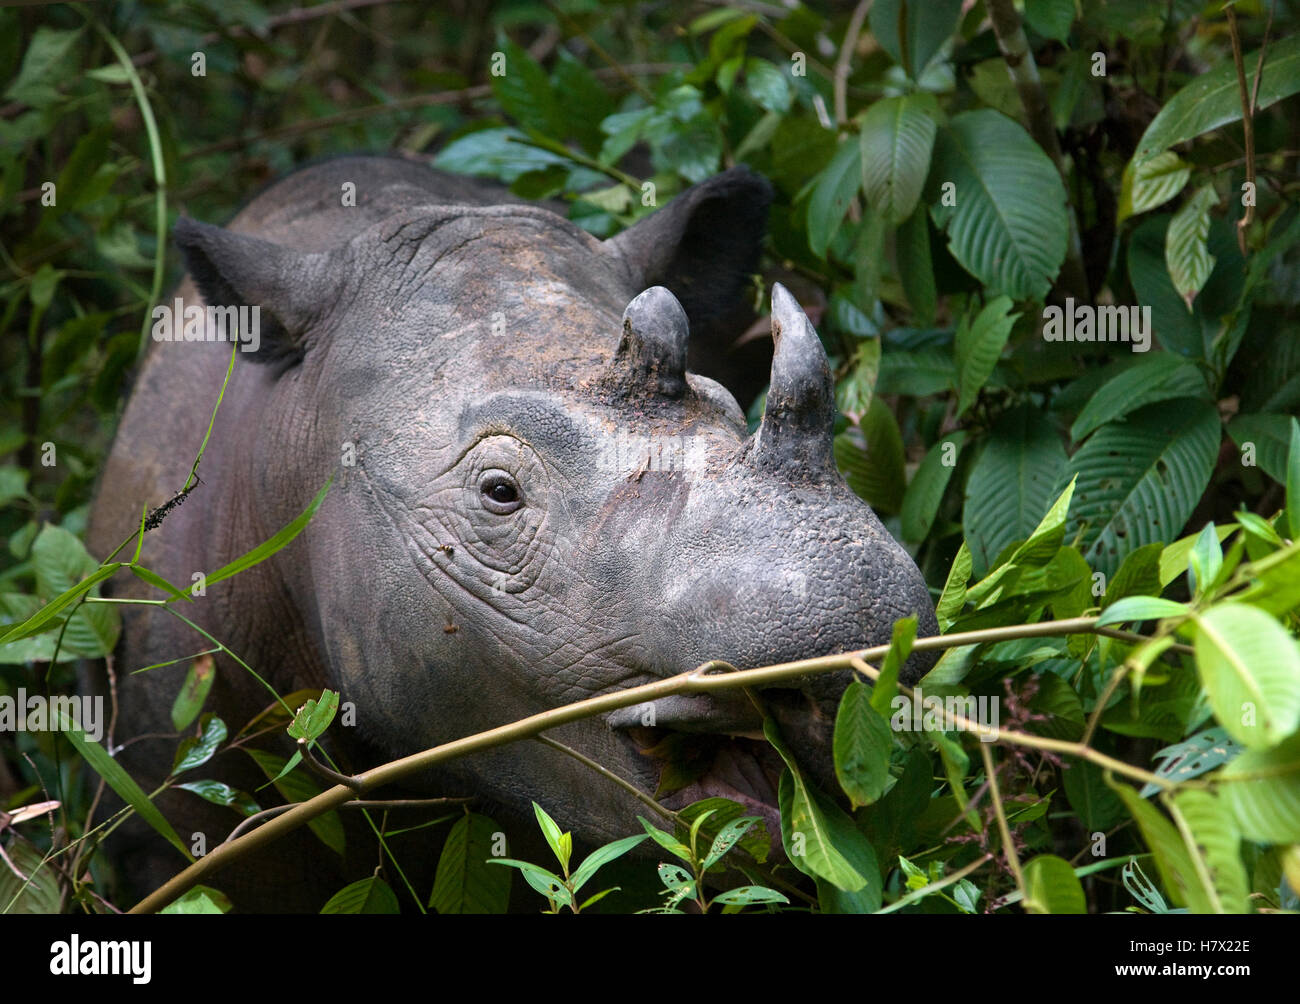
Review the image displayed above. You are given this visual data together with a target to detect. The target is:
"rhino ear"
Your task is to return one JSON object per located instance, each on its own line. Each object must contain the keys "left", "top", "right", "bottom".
{"left": 173, "top": 217, "right": 335, "bottom": 366}
{"left": 606, "top": 166, "right": 771, "bottom": 336}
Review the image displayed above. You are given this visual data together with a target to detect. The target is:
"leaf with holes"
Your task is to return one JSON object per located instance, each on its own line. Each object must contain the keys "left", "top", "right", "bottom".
{"left": 1062, "top": 398, "right": 1219, "bottom": 578}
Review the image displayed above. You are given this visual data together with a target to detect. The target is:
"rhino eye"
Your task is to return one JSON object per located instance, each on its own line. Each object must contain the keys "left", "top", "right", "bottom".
{"left": 479, "top": 470, "right": 523, "bottom": 514}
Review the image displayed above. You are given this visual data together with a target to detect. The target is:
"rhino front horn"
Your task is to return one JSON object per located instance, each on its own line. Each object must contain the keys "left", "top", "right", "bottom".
{"left": 748, "top": 283, "right": 837, "bottom": 479}
{"left": 603, "top": 286, "right": 688, "bottom": 398}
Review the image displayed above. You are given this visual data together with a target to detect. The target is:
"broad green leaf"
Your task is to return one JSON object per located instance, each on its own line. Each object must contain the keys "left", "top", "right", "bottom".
{"left": 1118, "top": 150, "right": 1191, "bottom": 223}
{"left": 676, "top": 799, "right": 769, "bottom": 864}
{"left": 901, "top": 431, "right": 965, "bottom": 543}
{"left": 807, "top": 139, "right": 863, "bottom": 258}
{"left": 639, "top": 816, "right": 693, "bottom": 864}
{"left": 1193, "top": 603, "right": 1300, "bottom": 749}
{"left": 869, "top": 0, "right": 963, "bottom": 79}
{"left": 928, "top": 110, "right": 1068, "bottom": 300}
{"left": 434, "top": 126, "right": 568, "bottom": 183}
{"left": 429, "top": 813, "right": 512, "bottom": 914}
{"left": 3, "top": 27, "right": 80, "bottom": 108}
{"left": 1166, "top": 790, "right": 1250, "bottom": 914}
{"left": 834, "top": 396, "right": 906, "bottom": 514}
{"left": 964, "top": 404, "right": 1067, "bottom": 576}
{"left": 700, "top": 818, "right": 758, "bottom": 872}
{"left": 0, "top": 840, "right": 61, "bottom": 914}
{"left": 1103, "top": 542, "right": 1165, "bottom": 607}
{"left": 202, "top": 478, "right": 331, "bottom": 589}
{"left": 1159, "top": 525, "right": 1235, "bottom": 588}
{"left": 1069, "top": 354, "right": 1207, "bottom": 442}
{"left": 1217, "top": 733, "right": 1300, "bottom": 842}
{"left": 1062, "top": 761, "right": 1126, "bottom": 831}
{"left": 833, "top": 682, "right": 894, "bottom": 808}
{"left": 1023, "top": 855, "right": 1086, "bottom": 914}
{"left": 767, "top": 721, "right": 868, "bottom": 892}
{"left": 955, "top": 296, "right": 1018, "bottom": 416}
{"left": 490, "top": 41, "right": 561, "bottom": 136}
{"left": 1133, "top": 34, "right": 1300, "bottom": 161}
{"left": 1063, "top": 398, "right": 1219, "bottom": 578}
{"left": 1227, "top": 413, "right": 1296, "bottom": 488}
{"left": 896, "top": 205, "right": 937, "bottom": 326}
{"left": 286, "top": 690, "right": 340, "bottom": 743}
{"left": 875, "top": 346, "right": 955, "bottom": 396}
{"left": 570, "top": 834, "right": 647, "bottom": 893}
{"left": 320, "top": 875, "right": 400, "bottom": 914}
{"left": 859, "top": 94, "right": 938, "bottom": 224}
{"left": 175, "top": 779, "right": 259, "bottom": 816}
{"left": 1165, "top": 186, "right": 1217, "bottom": 310}
{"left": 743, "top": 58, "right": 791, "bottom": 113}
{"left": 1234, "top": 541, "right": 1300, "bottom": 617}
{"left": 1288, "top": 417, "right": 1300, "bottom": 538}
{"left": 1187, "top": 521, "right": 1223, "bottom": 596}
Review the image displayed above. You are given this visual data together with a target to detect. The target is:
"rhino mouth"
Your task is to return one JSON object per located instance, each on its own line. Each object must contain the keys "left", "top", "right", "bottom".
{"left": 607, "top": 694, "right": 792, "bottom": 856}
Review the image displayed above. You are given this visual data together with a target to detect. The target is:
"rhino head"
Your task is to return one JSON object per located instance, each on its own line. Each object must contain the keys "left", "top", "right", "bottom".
{"left": 167, "top": 165, "right": 937, "bottom": 852}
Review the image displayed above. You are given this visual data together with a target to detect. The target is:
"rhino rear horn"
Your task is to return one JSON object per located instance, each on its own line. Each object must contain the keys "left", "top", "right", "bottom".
{"left": 747, "top": 283, "right": 837, "bottom": 479}
{"left": 604, "top": 286, "right": 689, "bottom": 398}
{"left": 173, "top": 217, "right": 336, "bottom": 365}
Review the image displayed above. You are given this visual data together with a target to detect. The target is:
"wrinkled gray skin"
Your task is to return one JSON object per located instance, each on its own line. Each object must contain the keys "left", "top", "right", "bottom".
{"left": 87, "top": 155, "right": 936, "bottom": 911}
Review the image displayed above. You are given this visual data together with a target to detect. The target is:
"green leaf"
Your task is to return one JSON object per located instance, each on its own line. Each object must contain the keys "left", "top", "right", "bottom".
{"left": 1063, "top": 398, "right": 1220, "bottom": 578}
{"left": 130, "top": 564, "right": 193, "bottom": 603}
{"left": 320, "top": 875, "right": 400, "bottom": 914}
{"left": 0, "top": 840, "right": 61, "bottom": 914}
{"left": 901, "top": 431, "right": 965, "bottom": 543}
{"left": 1096, "top": 596, "right": 1189, "bottom": 627}
{"left": 1023, "top": 855, "right": 1086, "bottom": 914}
{"left": 487, "top": 859, "right": 572, "bottom": 909}
{"left": 1113, "top": 783, "right": 1208, "bottom": 911}
{"left": 1069, "top": 354, "right": 1207, "bottom": 442}
{"left": 834, "top": 396, "right": 906, "bottom": 514}
{"left": 1193, "top": 603, "right": 1300, "bottom": 750}
{"left": 743, "top": 58, "right": 791, "bottom": 113}
{"left": 429, "top": 813, "right": 512, "bottom": 914}
{"left": 172, "top": 713, "right": 226, "bottom": 775}
{"left": 435, "top": 126, "right": 569, "bottom": 183}
{"left": 639, "top": 816, "right": 693, "bottom": 864}
{"left": 570, "top": 834, "right": 648, "bottom": 894}
{"left": 870, "top": 616, "right": 917, "bottom": 717}
{"left": 1159, "top": 525, "right": 1235, "bottom": 588}
{"left": 955, "top": 296, "right": 1019, "bottom": 416}
{"left": 491, "top": 41, "right": 561, "bottom": 136}
{"left": 202, "top": 478, "right": 331, "bottom": 590}
{"left": 928, "top": 110, "right": 1069, "bottom": 300}
{"left": 551, "top": 49, "right": 613, "bottom": 152}
{"left": 160, "top": 886, "right": 230, "bottom": 914}
{"left": 699, "top": 817, "right": 759, "bottom": 872}
{"left": 1187, "top": 522, "right": 1223, "bottom": 596}
{"left": 1165, "top": 186, "right": 1218, "bottom": 310}
{"left": 57, "top": 710, "right": 191, "bottom": 861}
{"left": 807, "top": 139, "right": 862, "bottom": 258}
{"left": 286, "top": 690, "right": 339, "bottom": 743}
{"left": 676, "top": 799, "right": 769, "bottom": 865}
{"left": 936, "top": 542, "right": 972, "bottom": 630}
{"left": 1133, "top": 34, "right": 1300, "bottom": 161}
{"left": 3, "top": 27, "right": 80, "bottom": 108}
{"left": 1166, "top": 790, "right": 1250, "bottom": 914}
{"left": 1118, "top": 150, "right": 1191, "bottom": 223}
{"left": 896, "top": 205, "right": 937, "bottom": 326}
{"left": 766, "top": 721, "right": 868, "bottom": 892}
{"left": 859, "top": 94, "right": 938, "bottom": 224}
{"left": 869, "top": 0, "right": 963, "bottom": 79}
{"left": 1103, "top": 542, "right": 1165, "bottom": 607}
{"left": 1288, "top": 417, "right": 1300, "bottom": 538}
{"left": 1227, "top": 412, "right": 1297, "bottom": 485}
{"left": 530, "top": 802, "right": 570, "bottom": 873}
{"left": 1217, "top": 733, "right": 1300, "bottom": 843}
{"left": 964, "top": 404, "right": 1067, "bottom": 576}
{"left": 246, "top": 749, "right": 345, "bottom": 857}
{"left": 712, "top": 885, "right": 789, "bottom": 907}
{"left": 1062, "top": 761, "right": 1126, "bottom": 831}
{"left": 175, "top": 779, "right": 259, "bottom": 817}
{"left": 833, "top": 682, "right": 894, "bottom": 808}
{"left": 1024, "top": 0, "right": 1075, "bottom": 43}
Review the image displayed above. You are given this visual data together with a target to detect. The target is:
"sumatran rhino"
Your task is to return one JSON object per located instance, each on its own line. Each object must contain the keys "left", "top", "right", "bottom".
{"left": 86, "top": 155, "right": 937, "bottom": 911}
